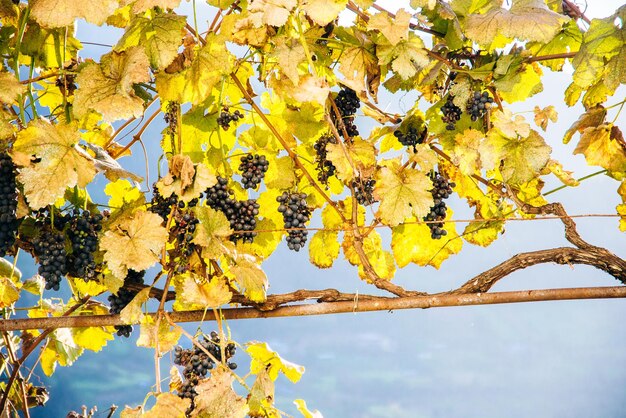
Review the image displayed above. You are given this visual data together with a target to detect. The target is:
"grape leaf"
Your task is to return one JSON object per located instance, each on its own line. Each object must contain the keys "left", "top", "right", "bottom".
{"left": 158, "top": 156, "right": 216, "bottom": 202}
{"left": 527, "top": 20, "right": 582, "bottom": 71}
{"left": 480, "top": 129, "right": 552, "bottom": 185}
{"left": 573, "top": 124, "right": 626, "bottom": 178}
{"left": 326, "top": 137, "right": 377, "bottom": 183}
{"left": 40, "top": 328, "right": 83, "bottom": 376}
{"left": 105, "top": 179, "right": 145, "bottom": 210}
{"left": 0, "top": 258, "right": 21, "bottom": 281}
{"left": 136, "top": 316, "right": 182, "bottom": 352}
{"left": 30, "top": 0, "right": 118, "bottom": 27}
{"left": 294, "top": 399, "right": 323, "bottom": 418}
{"left": 309, "top": 230, "right": 340, "bottom": 268}
{"left": 101, "top": 210, "right": 168, "bottom": 279}
{"left": 0, "top": 277, "right": 19, "bottom": 308}
{"left": 533, "top": 105, "right": 558, "bottom": 131}
{"left": 191, "top": 368, "right": 249, "bottom": 418}
{"left": 176, "top": 274, "right": 232, "bottom": 310}
{"left": 230, "top": 254, "right": 268, "bottom": 303}
{"left": 271, "top": 36, "right": 306, "bottom": 84}
{"left": 545, "top": 160, "right": 579, "bottom": 187}
{"left": 373, "top": 165, "right": 433, "bottom": 226}
{"left": 450, "top": 129, "right": 483, "bottom": 175}
{"left": 376, "top": 33, "right": 430, "bottom": 80}
{"left": 73, "top": 47, "right": 151, "bottom": 122}
{"left": 563, "top": 105, "right": 606, "bottom": 144}
{"left": 248, "top": 369, "right": 280, "bottom": 417}
{"left": 618, "top": 181, "right": 626, "bottom": 232}
{"left": 492, "top": 108, "right": 531, "bottom": 139}
{"left": 248, "top": 0, "right": 296, "bottom": 27}
{"left": 368, "top": 8, "right": 412, "bottom": 46}
{"left": 193, "top": 206, "right": 232, "bottom": 259}
{"left": 130, "top": 0, "right": 182, "bottom": 14}
{"left": 143, "top": 393, "right": 190, "bottom": 418}
{"left": 494, "top": 62, "right": 543, "bottom": 103}
{"left": 336, "top": 28, "right": 379, "bottom": 95}
{"left": 301, "top": 0, "right": 347, "bottom": 25}
{"left": 246, "top": 342, "right": 305, "bottom": 382}
{"left": 120, "top": 288, "right": 151, "bottom": 324}
{"left": 0, "top": 71, "right": 25, "bottom": 104}
{"left": 72, "top": 326, "right": 114, "bottom": 353}
{"left": 12, "top": 120, "right": 96, "bottom": 210}
{"left": 115, "top": 12, "right": 186, "bottom": 70}
{"left": 465, "top": 0, "right": 569, "bottom": 46}
{"left": 342, "top": 230, "right": 396, "bottom": 280}
{"left": 265, "top": 156, "right": 296, "bottom": 190}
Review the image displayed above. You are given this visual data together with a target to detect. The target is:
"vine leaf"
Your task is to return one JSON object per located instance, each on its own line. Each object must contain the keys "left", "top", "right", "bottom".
{"left": 450, "top": 129, "right": 483, "bottom": 175}
{"left": 368, "top": 8, "right": 412, "bottom": 46}
{"left": 248, "top": 0, "right": 296, "bottom": 27}
{"left": 30, "top": 0, "right": 118, "bottom": 27}
{"left": 336, "top": 28, "right": 379, "bottom": 96}
{"left": 230, "top": 254, "right": 268, "bottom": 303}
{"left": 73, "top": 47, "right": 151, "bottom": 122}
{"left": 374, "top": 165, "right": 433, "bottom": 226}
{"left": 309, "top": 230, "right": 340, "bottom": 268}
{"left": 115, "top": 12, "right": 187, "bottom": 70}
{"left": 271, "top": 36, "right": 306, "bottom": 84}
{"left": 391, "top": 211, "right": 462, "bottom": 269}
{"left": 120, "top": 287, "right": 151, "bottom": 324}
{"left": 136, "top": 316, "right": 182, "bottom": 352}
{"left": 326, "top": 137, "right": 377, "bottom": 183}
{"left": 545, "top": 160, "right": 579, "bottom": 187}
{"left": 0, "top": 277, "right": 19, "bottom": 308}
{"left": 140, "top": 392, "right": 190, "bottom": 418}
{"left": 12, "top": 120, "right": 96, "bottom": 210}
{"left": 158, "top": 156, "right": 216, "bottom": 202}
{"left": 573, "top": 124, "right": 626, "bottom": 178}
{"left": 247, "top": 369, "right": 278, "bottom": 418}
{"left": 376, "top": 33, "right": 430, "bottom": 80}
{"left": 465, "top": 0, "right": 569, "bottom": 46}
{"left": 40, "top": 328, "right": 82, "bottom": 376}
{"left": 0, "top": 71, "right": 25, "bottom": 104}
{"left": 191, "top": 368, "right": 249, "bottom": 418}
{"left": 480, "top": 129, "right": 552, "bottom": 185}
{"left": 246, "top": 342, "right": 305, "bottom": 382}
{"left": 342, "top": 230, "right": 396, "bottom": 280}
{"left": 301, "top": 0, "right": 347, "bottom": 25}
{"left": 101, "top": 210, "right": 168, "bottom": 279}
{"left": 492, "top": 109, "right": 531, "bottom": 139}
{"left": 105, "top": 179, "right": 146, "bottom": 211}
{"left": 265, "top": 156, "right": 296, "bottom": 190}
{"left": 617, "top": 181, "right": 626, "bottom": 232}
{"left": 193, "top": 207, "right": 232, "bottom": 260}
{"left": 563, "top": 105, "right": 606, "bottom": 144}
{"left": 533, "top": 105, "right": 558, "bottom": 131}
{"left": 175, "top": 274, "right": 232, "bottom": 310}
{"left": 294, "top": 399, "right": 323, "bottom": 418}
{"left": 131, "top": 0, "right": 182, "bottom": 14}
{"left": 72, "top": 326, "right": 114, "bottom": 353}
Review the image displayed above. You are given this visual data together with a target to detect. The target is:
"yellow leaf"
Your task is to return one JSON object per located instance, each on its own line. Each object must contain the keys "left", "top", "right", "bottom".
{"left": 12, "top": 120, "right": 96, "bottom": 210}
{"left": 136, "top": 316, "right": 182, "bottom": 352}
{"left": 191, "top": 368, "right": 249, "bottom": 418}
{"left": 230, "top": 254, "right": 267, "bottom": 303}
{"left": 248, "top": 369, "right": 278, "bottom": 418}
{"left": 120, "top": 287, "right": 151, "bottom": 324}
{"left": 40, "top": 346, "right": 58, "bottom": 376}
{"left": 246, "top": 342, "right": 305, "bottom": 382}
{"left": 130, "top": 0, "right": 182, "bottom": 14}
{"left": 545, "top": 159, "right": 579, "bottom": 187}
{"left": 617, "top": 203, "right": 626, "bottom": 232}
{"left": 373, "top": 165, "right": 433, "bottom": 226}
{"left": 271, "top": 36, "right": 306, "bottom": 84}
{"left": 74, "top": 47, "right": 151, "bottom": 122}
{"left": 466, "top": 0, "right": 568, "bottom": 46}
{"left": 451, "top": 129, "right": 483, "bottom": 175}
{"left": 248, "top": 0, "right": 296, "bottom": 27}
{"left": 72, "top": 326, "right": 114, "bottom": 352}
{"left": 491, "top": 109, "right": 531, "bottom": 139}
{"left": 342, "top": 230, "right": 395, "bottom": 280}
{"left": 0, "top": 259, "right": 20, "bottom": 281}
{"left": 158, "top": 156, "right": 216, "bottom": 202}
{"left": 101, "top": 210, "right": 168, "bottom": 279}
{"left": 309, "top": 231, "right": 340, "bottom": 268}
{"left": 120, "top": 406, "right": 143, "bottom": 418}
{"left": 294, "top": 399, "right": 324, "bottom": 418}
{"left": 377, "top": 33, "right": 430, "bottom": 80}
{"left": 30, "top": 0, "right": 118, "bottom": 27}
{"left": 69, "top": 277, "right": 108, "bottom": 296}
{"left": 301, "top": 0, "right": 347, "bottom": 25}
{"left": 176, "top": 274, "right": 232, "bottom": 310}
{"left": 326, "top": 137, "right": 377, "bottom": 183}
{"left": 495, "top": 62, "right": 544, "bottom": 103}
{"left": 41, "top": 328, "right": 83, "bottom": 376}
{"left": 368, "top": 8, "right": 412, "bottom": 46}
{"left": 144, "top": 393, "right": 190, "bottom": 418}
{"left": 105, "top": 179, "right": 145, "bottom": 210}
{"left": 563, "top": 106, "right": 606, "bottom": 144}
{"left": 533, "top": 105, "right": 558, "bottom": 131}
{"left": 193, "top": 206, "right": 232, "bottom": 259}
{"left": 574, "top": 124, "right": 626, "bottom": 178}
{"left": 0, "top": 277, "right": 19, "bottom": 307}
{"left": 265, "top": 156, "right": 296, "bottom": 190}
{"left": 0, "top": 71, "right": 25, "bottom": 104}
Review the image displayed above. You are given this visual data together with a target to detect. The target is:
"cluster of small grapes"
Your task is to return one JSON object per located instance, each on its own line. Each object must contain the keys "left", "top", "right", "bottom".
{"left": 277, "top": 192, "right": 310, "bottom": 252}
{"left": 216, "top": 108, "right": 243, "bottom": 130}
{"left": 466, "top": 91, "right": 494, "bottom": 121}
{"left": 173, "top": 332, "right": 237, "bottom": 402}
{"left": 333, "top": 88, "right": 360, "bottom": 138}
{"left": 441, "top": 95, "right": 462, "bottom": 131}
{"left": 238, "top": 154, "right": 269, "bottom": 190}
{"left": 205, "top": 177, "right": 259, "bottom": 243}
{"left": 149, "top": 187, "right": 178, "bottom": 221}
{"left": 393, "top": 127, "right": 428, "bottom": 151}
{"left": 66, "top": 210, "right": 104, "bottom": 281}
{"left": 164, "top": 102, "right": 180, "bottom": 138}
{"left": 55, "top": 73, "right": 77, "bottom": 96}
{"left": 313, "top": 134, "right": 338, "bottom": 185}
{"left": 423, "top": 172, "right": 455, "bottom": 239}
{"left": 108, "top": 269, "right": 145, "bottom": 337}
{"left": 172, "top": 210, "right": 199, "bottom": 271}
{"left": 0, "top": 153, "right": 19, "bottom": 257}
{"left": 32, "top": 226, "right": 67, "bottom": 291}
{"left": 352, "top": 177, "right": 377, "bottom": 206}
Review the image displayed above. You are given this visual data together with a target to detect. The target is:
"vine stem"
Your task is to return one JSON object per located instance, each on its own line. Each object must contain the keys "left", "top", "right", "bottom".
{"left": 112, "top": 106, "right": 161, "bottom": 159}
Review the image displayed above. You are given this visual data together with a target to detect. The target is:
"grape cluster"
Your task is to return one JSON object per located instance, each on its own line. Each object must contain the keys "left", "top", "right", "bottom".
{"left": 441, "top": 95, "right": 462, "bottom": 131}
{"left": 205, "top": 177, "right": 259, "bottom": 243}
{"left": 164, "top": 102, "right": 180, "bottom": 138}
{"left": 393, "top": 127, "right": 427, "bottom": 151}
{"left": 333, "top": 88, "right": 360, "bottom": 138}
{"left": 149, "top": 187, "right": 178, "bottom": 221}
{"left": 216, "top": 108, "right": 243, "bottom": 130}
{"left": 352, "top": 177, "right": 376, "bottom": 206}
{"left": 313, "top": 134, "right": 337, "bottom": 185}
{"left": 277, "top": 192, "right": 310, "bottom": 252}
{"left": 66, "top": 210, "right": 104, "bottom": 280}
{"left": 423, "top": 172, "right": 455, "bottom": 239}
{"left": 32, "top": 228, "right": 67, "bottom": 291}
{"left": 108, "top": 269, "right": 145, "bottom": 337}
{"left": 466, "top": 91, "right": 494, "bottom": 121}
{"left": 55, "top": 74, "right": 77, "bottom": 96}
{"left": 238, "top": 154, "right": 269, "bottom": 190}
{"left": 173, "top": 332, "right": 237, "bottom": 402}
{"left": 0, "top": 153, "right": 19, "bottom": 257}
{"left": 173, "top": 210, "right": 199, "bottom": 270}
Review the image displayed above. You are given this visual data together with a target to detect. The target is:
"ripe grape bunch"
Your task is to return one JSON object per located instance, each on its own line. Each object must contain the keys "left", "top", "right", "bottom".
{"left": 238, "top": 154, "right": 269, "bottom": 190}
{"left": 333, "top": 88, "right": 360, "bottom": 138}
{"left": 108, "top": 270, "right": 145, "bottom": 337}
{"left": 0, "top": 153, "right": 19, "bottom": 257}
{"left": 66, "top": 210, "right": 104, "bottom": 281}
{"left": 352, "top": 177, "right": 377, "bottom": 206}
{"left": 204, "top": 177, "right": 259, "bottom": 243}
{"left": 173, "top": 331, "right": 237, "bottom": 402}
{"left": 314, "top": 134, "right": 337, "bottom": 185}
{"left": 466, "top": 91, "right": 494, "bottom": 121}
{"left": 149, "top": 186, "right": 179, "bottom": 221}
{"left": 173, "top": 210, "right": 199, "bottom": 270}
{"left": 441, "top": 95, "right": 462, "bottom": 131}
{"left": 277, "top": 192, "right": 310, "bottom": 252}
{"left": 32, "top": 225, "right": 68, "bottom": 291}
{"left": 216, "top": 108, "right": 243, "bottom": 130}
{"left": 393, "top": 126, "right": 428, "bottom": 151}
{"left": 423, "top": 172, "right": 455, "bottom": 240}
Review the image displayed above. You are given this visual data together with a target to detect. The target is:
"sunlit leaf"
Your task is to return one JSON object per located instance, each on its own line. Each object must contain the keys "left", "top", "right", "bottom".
{"left": 374, "top": 165, "right": 433, "bottom": 226}
{"left": 246, "top": 342, "right": 305, "bottom": 382}
{"left": 191, "top": 368, "right": 249, "bottom": 418}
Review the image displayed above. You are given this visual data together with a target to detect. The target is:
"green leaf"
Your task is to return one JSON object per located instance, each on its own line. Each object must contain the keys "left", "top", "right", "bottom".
{"left": 246, "top": 342, "right": 305, "bottom": 382}
{"left": 115, "top": 12, "right": 186, "bottom": 70}
{"left": 527, "top": 20, "right": 582, "bottom": 71}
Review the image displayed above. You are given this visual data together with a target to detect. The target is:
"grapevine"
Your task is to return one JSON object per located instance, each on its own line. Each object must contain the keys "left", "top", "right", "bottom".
{"left": 0, "top": 153, "right": 19, "bottom": 257}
